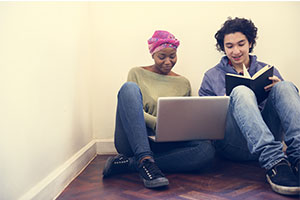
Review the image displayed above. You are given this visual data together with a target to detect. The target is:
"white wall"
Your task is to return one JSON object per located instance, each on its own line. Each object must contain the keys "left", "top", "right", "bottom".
{"left": 0, "top": 2, "right": 93, "bottom": 200}
{"left": 90, "top": 2, "right": 300, "bottom": 140}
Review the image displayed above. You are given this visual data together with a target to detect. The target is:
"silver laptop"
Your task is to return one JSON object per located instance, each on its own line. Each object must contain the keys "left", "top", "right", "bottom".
{"left": 149, "top": 96, "right": 230, "bottom": 142}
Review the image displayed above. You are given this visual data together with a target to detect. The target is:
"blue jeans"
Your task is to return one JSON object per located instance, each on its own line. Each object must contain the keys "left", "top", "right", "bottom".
{"left": 114, "top": 82, "right": 215, "bottom": 172}
{"left": 214, "top": 81, "right": 300, "bottom": 170}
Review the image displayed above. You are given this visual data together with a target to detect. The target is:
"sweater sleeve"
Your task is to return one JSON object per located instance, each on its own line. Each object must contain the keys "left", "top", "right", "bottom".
{"left": 127, "top": 68, "right": 138, "bottom": 83}
{"left": 144, "top": 112, "right": 157, "bottom": 130}
{"left": 187, "top": 81, "right": 192, "bottom": 96}
{"left": 127, "top": 67, "right": 157, "bottom": 130}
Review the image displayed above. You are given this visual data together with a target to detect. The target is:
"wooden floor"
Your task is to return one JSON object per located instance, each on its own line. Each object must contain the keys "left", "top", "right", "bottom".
{"left": 57, "top": 155, "right": 299, "bottom": 200}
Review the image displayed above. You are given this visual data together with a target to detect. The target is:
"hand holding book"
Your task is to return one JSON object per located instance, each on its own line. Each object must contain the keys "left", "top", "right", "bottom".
{"left": 225, "top": 64, "right": 274, "bottom": 103}
{"left": 264, "top": 75, "right": 281, "bottom": 91}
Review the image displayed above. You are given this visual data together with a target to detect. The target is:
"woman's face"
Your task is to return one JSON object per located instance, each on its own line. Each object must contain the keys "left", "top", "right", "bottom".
{"left": 224, "top": 32, "right": 252, "bottom": 67}
{"left": 152, "top": 48, "right": 177, "bottom": 75}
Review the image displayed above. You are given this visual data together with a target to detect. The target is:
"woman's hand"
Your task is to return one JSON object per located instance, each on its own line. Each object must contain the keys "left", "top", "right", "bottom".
{"left": 264, "top": 75, "right": 281, "bottom": 91}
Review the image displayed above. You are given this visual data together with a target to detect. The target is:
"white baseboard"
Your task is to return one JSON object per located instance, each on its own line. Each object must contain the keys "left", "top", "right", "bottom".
{"left": 96, "top": 138, "right": 117, "bottom": 155}
{"left": 18, "top": 138, "right": 116, "bottom": 200}
{"left": 19, "top": 140, "right": 97, "bottom": 200}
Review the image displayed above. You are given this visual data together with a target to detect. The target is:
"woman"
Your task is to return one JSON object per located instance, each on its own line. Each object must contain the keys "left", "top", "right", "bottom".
{"left": 199, "top": 17, "right": 300, "bottom": 195}
{"left": 103, "top": 30, "right": 215, "bottom": 189}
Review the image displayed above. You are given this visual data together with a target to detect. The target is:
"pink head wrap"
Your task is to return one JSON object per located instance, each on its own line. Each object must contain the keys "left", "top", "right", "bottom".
{"left": 148, "top": 30, "right": 180, "bottom": 55}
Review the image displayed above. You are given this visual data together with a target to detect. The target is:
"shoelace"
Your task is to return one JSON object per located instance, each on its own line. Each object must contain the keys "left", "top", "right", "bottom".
{"left": 142, "top": 160, "right": 164, "bottom": 178}
{"left": 114, "top": 156, "right": 129, "bottom": 165}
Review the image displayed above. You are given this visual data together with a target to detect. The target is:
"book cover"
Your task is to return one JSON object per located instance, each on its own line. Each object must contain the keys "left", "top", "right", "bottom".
{"left": 225, "top": 65, "right": 274, "bottom": 103}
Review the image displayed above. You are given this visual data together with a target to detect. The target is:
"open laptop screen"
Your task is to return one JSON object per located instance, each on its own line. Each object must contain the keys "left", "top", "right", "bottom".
{"left": 150, "top": 96, "right": 230, "bottom": 142}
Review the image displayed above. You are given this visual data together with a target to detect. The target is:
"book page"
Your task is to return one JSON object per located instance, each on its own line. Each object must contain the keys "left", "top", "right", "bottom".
{"left": 226, "top": 73, "right": 251, "bottom": 79}
{"left": 252, "top": 65, "right": 270, "bottom": 79}
{"left": 243, "top": 64, "right": 251, "bottom": 78}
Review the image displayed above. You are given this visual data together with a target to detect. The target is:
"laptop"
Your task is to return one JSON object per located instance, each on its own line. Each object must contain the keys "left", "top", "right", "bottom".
{"left": 149, "top": 96, "right": 230, "bottom": 142}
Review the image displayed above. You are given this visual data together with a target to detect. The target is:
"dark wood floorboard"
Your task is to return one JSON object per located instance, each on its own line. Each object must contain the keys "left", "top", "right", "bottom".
{"left": 56, "top": 155, "right": 300, "bottom": 200}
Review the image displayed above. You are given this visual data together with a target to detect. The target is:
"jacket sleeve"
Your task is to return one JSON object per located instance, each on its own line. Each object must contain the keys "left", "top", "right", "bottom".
{"left": 198, "top": 73, "right": 216, "bottom": 96}
{"left": 273, "top": 67, "right": 284, "bottom": 81}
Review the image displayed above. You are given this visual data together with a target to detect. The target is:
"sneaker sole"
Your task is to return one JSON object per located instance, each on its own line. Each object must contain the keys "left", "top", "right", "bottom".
{"left": 102, "top": 156, "right": 114, "bottom": 178}
{"left": 142, "top": 177, "right": 169, "bottom": 189}
{"left": 266, "top": 175, "right": 300, "bottom": 195}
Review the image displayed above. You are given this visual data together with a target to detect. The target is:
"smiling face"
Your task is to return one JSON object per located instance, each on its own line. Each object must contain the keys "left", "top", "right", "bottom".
{"left": 224, "top": 32, "right": 252, "bottom": 69}
{"left": 152, "top": 47, "right": 177, "bottom": 75}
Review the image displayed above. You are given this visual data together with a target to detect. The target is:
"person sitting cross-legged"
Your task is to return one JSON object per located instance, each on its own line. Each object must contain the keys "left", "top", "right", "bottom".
{"left": 102, "top": 30, "right": 215, "bottom": 189}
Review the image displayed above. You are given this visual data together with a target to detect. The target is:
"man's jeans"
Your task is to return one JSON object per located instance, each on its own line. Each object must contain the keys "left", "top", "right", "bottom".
{"left": 214, "top": 81, "right": 300, "bottom": 170}
{"left": 114, "top": 82, "right": 215, "bottom": 172}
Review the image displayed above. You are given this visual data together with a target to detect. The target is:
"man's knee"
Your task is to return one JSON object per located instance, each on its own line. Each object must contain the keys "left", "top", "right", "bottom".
{"left": 272, "top": 81, "right": 298, "bottom": 94}
{"left": 231, "top": 85, "right": 254, "bottom": 96}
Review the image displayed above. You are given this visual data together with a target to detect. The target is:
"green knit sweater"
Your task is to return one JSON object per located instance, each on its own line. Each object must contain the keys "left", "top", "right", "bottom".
{"left": 127, "top": 67, "right": 191, "bottom": 131}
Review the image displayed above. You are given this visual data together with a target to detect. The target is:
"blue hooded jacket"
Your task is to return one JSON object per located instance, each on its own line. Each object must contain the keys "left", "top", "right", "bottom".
{"left": 198, "top": 55, "right": 283, "bottom": 108}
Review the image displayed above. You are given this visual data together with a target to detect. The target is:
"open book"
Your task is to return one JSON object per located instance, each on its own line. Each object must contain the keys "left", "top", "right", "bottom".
{"left": 225, "top": 64, "right": 274, "bottom": 103}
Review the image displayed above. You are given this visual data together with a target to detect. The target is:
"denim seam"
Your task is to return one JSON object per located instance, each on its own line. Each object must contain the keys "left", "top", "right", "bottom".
{"left": 118, "top": 86, "right": 153, "bottom": 161}
{"left": 263, "top": 83, "right": 290, "bottom": 170}
{"left": 222, "top": 142, "right": 257, "bottom": 156}
{"left": 270, "top": 82, "right": 300, "bottom": 165}
{"left": 266, "top": 157, "right": 287, "bottom": 170}
{"left": 269, "top": 83, "right": 283, "bottom": 127}
{"left": 232, "top": 97, "right": 258, "bottom": 153}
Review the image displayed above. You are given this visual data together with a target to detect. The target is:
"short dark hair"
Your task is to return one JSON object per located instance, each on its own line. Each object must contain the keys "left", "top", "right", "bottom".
{"left": 215, "top": 17, "right": 258, "bottom": 53}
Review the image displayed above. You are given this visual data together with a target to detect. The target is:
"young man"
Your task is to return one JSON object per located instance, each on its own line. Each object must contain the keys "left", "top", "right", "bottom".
{"left": 199, "top": 17, "right": 300, "bottom": 195}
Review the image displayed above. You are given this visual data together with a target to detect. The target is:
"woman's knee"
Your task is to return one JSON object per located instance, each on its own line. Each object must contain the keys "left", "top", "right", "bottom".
{"left": 118, "top": 82, "right": 142, "bottom": 100}
{"left": 119, "top": 82, "right": 140, "bottom": 95}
